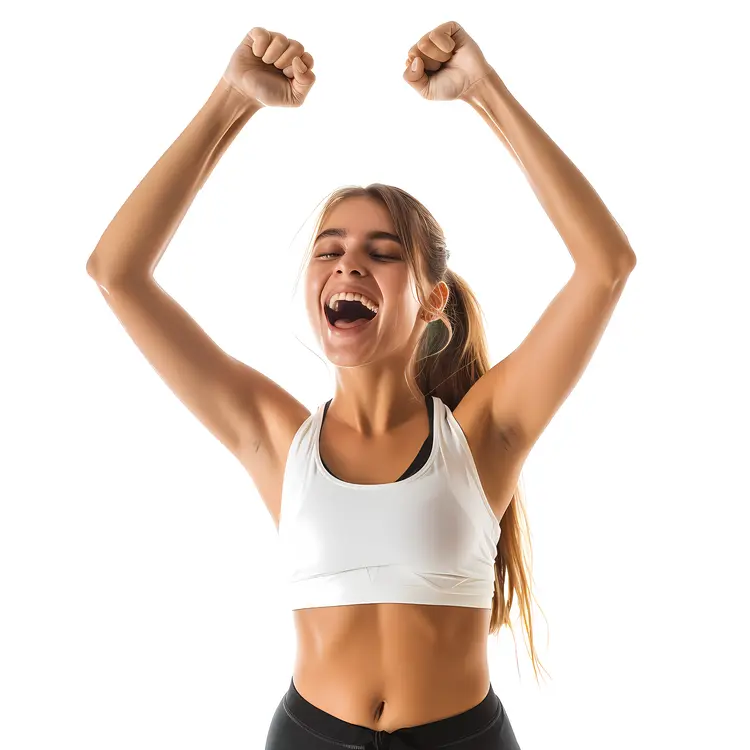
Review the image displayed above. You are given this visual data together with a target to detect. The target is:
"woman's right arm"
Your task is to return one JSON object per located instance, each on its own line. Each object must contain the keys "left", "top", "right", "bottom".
{"left": 86, "top": 77, "right": 259, "bottom": 283}
{"left": 85, "top": 78, "right": 310, "bottom": 514}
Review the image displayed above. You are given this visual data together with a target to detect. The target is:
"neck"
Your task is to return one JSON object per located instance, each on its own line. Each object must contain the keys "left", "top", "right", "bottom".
{"left": 329, "top": 363, "right": 427, "bottom": 436}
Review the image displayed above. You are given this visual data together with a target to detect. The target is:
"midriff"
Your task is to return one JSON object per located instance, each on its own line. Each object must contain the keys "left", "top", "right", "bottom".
{"left": 291, "top": 601, "right": 493, "bottom": 732}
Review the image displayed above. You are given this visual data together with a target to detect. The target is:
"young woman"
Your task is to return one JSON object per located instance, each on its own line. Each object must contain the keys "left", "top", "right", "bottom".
{"left": 86, "top": 21, "right": 636, "bottom": 750}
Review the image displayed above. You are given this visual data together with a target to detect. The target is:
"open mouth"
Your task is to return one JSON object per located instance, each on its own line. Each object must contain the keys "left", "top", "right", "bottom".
{"left": 324, "top": 299, "right": 378, "bottom": 330}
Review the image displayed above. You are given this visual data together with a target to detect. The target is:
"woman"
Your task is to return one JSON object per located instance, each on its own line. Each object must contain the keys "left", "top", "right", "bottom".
{"left": 86, "top": 21, "right": 636, "bottom": 750}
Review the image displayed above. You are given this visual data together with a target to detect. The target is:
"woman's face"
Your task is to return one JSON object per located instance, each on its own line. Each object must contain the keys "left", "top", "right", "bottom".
{"left": 304, "top": 197, "right": 426, "bottom": 368}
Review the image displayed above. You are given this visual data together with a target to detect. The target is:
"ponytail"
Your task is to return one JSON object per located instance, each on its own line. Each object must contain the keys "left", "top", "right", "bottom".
{"left": 303, "top": 183, "right": 550, "bottom": 684}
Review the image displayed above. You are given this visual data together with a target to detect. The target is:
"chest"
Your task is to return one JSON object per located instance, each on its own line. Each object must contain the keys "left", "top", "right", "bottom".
{"left": 319, "top": 406, "right": 522, "bottom": 525}
{"left": 318, "top": 422, "right": 430, "bottom": 485}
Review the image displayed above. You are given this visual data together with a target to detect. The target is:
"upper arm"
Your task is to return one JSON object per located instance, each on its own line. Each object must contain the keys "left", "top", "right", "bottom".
{"left": 476, "top": 260, "right": 636, "bottom": 452}
{"left": 88, "top": 273, "right": 307, "bottom": 472}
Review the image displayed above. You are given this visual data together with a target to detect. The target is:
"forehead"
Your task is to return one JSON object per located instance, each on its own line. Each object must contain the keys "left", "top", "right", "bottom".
{"left": 319, "top": 197, "right": 395, "bottom": 236}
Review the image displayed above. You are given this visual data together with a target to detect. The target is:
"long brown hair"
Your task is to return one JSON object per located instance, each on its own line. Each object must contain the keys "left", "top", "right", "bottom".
{"left": 295, "top": 183, "right": 549, "bottom": 683}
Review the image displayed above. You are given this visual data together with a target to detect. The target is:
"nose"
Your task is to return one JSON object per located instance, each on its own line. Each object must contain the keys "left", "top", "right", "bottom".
{"left": 336, "top": 267, "right": 364, "bottom": 277}
{"left": 334, "top": 254, "right": 367, "bottom": 277}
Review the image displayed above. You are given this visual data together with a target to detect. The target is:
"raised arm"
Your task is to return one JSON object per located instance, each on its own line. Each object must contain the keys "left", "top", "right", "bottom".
{"left": 84, "top": 64, "right": 312, "bottom": 522}
{"left": 86, "top": 78, "right": 259, "bottom": 284}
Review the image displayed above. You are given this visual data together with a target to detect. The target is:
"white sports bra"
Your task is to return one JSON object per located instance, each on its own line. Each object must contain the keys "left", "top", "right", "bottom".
{"left": 277, "top": 395, "right": 501, "bottom": 610}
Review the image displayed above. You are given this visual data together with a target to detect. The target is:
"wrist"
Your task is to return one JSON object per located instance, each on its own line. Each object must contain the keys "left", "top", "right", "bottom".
{"left": 212, "top": 76, "right": 265, "bottom": 120}
{"left": 458, "top": 68, "right": 505, "bottom": 104}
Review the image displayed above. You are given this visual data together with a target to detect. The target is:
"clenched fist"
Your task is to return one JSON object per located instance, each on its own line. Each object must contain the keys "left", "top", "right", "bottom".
{"left": 222, "top": 27, "right": 316, "bottom": 108}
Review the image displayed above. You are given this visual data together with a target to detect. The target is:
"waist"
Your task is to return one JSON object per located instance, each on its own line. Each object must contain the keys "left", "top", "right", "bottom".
{"left": 292, "top": 602, "right": 492, "bottom": 731}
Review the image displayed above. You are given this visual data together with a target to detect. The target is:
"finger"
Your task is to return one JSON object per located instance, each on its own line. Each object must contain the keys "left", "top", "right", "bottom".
{"left": 248, "top": 27, "right": 271, "bottom": 58}
{"left": 433, "top": 20, "right": 464, "bottom": 43}
{"left": 262, "top": 33, "right": 289, "bottom": 64}
{"left": 403, "top": 55, "right": 428, "bottom": 94}
{"left": 429, "top": 30, "right": 455, "bottom": 54}
{"left": 417, "top": 36, "right": 450, "bottom": 63}
{"left": 283, "top": 52, "right": 314, "bottom": 79}
{"left": 275, "top": 39, "right": 304, "bottom": 69}
{"left": 291, "top": 56, "right": 316, "bottom": 87}
{"left": 407, "top": 43, "right": 441, "bottom": 72}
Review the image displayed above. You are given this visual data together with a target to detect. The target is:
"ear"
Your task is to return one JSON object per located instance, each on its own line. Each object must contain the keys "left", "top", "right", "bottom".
{"left": 432, "top": 280, "right": 450, "bottom": 314}
{"left": 421, "top": 280, "right": 450, "bottom": 322}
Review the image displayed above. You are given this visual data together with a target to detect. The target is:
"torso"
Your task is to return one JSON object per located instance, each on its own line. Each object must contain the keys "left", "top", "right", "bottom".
{"left": 240, "top": 387, "right": 527, "bottom": 732}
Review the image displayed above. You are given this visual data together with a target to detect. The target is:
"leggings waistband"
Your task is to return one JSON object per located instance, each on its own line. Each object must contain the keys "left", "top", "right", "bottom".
{"left": 282, "top": 677, "right": 504, "bottom": 748}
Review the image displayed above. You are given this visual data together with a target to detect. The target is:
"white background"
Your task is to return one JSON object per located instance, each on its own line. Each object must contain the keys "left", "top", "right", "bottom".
{"left": 2, "top": 1, "right": 748, "bottom": 748}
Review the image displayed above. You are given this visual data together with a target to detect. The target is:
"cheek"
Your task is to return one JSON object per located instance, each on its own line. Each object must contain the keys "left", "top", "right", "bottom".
{"left": 303, "top": 270, "right": 321, "bottom": 313}
{"left": 303, "top": 282, "right": 315, "bottom": 310}
{"left": 403, "top": 276, "right": 424, "bottom": 310}
{"left": 386, "top": 283, "right": 423, "bottom": 328}
{"left": 304, "top": 291, "right": 321, "bottom": 327}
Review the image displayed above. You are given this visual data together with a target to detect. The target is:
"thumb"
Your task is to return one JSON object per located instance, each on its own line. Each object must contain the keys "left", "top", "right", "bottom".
{"left": 292, "top": 56, "right": 316, "bottom": 88}
{"left": 403, "top": 56, "right": 428, "bottom": 95}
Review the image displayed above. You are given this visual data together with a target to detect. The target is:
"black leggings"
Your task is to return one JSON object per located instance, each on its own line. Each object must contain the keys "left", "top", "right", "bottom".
{"left": 264, "top": 677, "right": 522, "bottom": 749}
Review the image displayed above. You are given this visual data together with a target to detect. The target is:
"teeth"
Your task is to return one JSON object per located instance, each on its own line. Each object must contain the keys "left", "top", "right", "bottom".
{"left": 326, "top": 292, "right": 379, "bottom": 314}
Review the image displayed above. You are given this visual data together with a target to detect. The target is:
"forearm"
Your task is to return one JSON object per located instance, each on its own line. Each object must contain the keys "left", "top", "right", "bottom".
{"left": 86, "top": 78, "right": 262, "bottom": 284}
{"left": 459, "top": 70, "right": 635, "bottom": 277}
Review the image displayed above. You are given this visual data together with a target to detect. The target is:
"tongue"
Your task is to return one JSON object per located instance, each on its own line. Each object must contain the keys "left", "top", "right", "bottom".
{"left": 333, "top": 318, "right": 369, "bottom": 329}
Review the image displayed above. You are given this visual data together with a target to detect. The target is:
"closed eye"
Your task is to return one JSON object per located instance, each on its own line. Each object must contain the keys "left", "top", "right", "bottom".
{"left": 316, "top": 252, "right": 400, "bottom": 261}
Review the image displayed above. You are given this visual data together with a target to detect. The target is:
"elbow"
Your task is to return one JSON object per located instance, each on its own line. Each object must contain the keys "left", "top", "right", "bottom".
{"left": 610, "top": 243, "right": 636, "bottom": 279}
{"left": 619, "top": 248, "right": 637, "bottom": 276}
{"left": 86, "top": 254, "right": 99, "bottom": 280}
{"left": 86, "top": 252, "right": 123, "bottom": 287}
{"left": 86, "top": 249, "right": 109, "bottom": 281}
{"left": 85, "top": 251, "right": 149, "bottom": 286}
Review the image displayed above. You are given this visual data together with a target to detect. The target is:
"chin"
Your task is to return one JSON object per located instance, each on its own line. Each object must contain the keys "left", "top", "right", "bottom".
{"left": 322, "top": 348, "right": 378, "bottom": 369}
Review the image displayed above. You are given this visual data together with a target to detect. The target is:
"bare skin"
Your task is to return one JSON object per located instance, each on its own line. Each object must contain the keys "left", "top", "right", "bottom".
{"left": 229, "top": 190, "right": 528, "bottom": 731}
{"left": 238, "top": 231, "right": 527, "bottom": 734}
{"left": 87, "top": 176, "right": 526, "bottom": 731}
{"left": 86, "top": 21, "right": 633, "bottom": 734}
{"left": 246, "top": 387, "right": 524, "bottom": 732}
{"left": 83, "top": 30, "right": 530, "bottom": 728}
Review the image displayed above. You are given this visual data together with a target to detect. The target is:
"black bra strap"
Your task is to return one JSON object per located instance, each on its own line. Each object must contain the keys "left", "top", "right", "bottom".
{"left": 320, "top": 396, "right": 433, "bottom": 482}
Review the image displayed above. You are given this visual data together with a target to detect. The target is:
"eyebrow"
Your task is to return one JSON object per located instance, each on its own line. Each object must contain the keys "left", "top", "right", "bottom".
{"left": 314, "top": 228, "right": 403, "bottom": 246}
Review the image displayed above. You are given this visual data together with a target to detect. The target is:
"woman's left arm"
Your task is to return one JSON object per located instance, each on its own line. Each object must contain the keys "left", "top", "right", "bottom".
{"left": 404, "top": 22, "right": 638, "bottom": 450}
{"left": 456, "top": 71, "right": 637, "bottom": 451}
{"left": 459, "top": 70, "right": 636, "bottom": 278}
